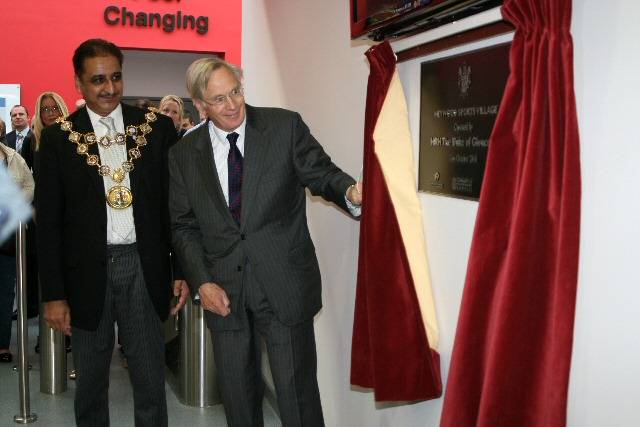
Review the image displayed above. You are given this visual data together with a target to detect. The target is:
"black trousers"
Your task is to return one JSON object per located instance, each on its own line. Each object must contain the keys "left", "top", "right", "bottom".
{"left": 71, "top": 244, "right": 167, "bottom": 427}
{"left": 210, "top": 264, "right": 324, "bottom": 427}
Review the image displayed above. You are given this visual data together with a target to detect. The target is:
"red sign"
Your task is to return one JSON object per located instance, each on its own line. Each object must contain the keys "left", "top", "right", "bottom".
{"left": 0, "top": 0, "right": 241, "bottom": 112}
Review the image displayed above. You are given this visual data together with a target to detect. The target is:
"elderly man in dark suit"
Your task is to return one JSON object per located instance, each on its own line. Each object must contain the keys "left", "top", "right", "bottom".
{"left": 6, "top": 105, "right": 34, "bottom": 169}
{"left": 169, "top": 58, "right": 362, "bottom": 427}
{"left": 36, "top": 38, "right": 189, "bottom": 427}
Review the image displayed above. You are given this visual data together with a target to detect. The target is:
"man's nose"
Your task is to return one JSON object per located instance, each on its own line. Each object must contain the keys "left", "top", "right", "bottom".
{"left": 105, "top": 80, "right": 116, "bottom": 94}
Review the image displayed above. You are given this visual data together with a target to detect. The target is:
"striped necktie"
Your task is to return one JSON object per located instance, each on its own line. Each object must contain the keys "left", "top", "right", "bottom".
{"left": 15, "top": 132, "right": 24, "bottom": 153}
{"left": 227, "top": 132, "right": 242, "bottom": 225}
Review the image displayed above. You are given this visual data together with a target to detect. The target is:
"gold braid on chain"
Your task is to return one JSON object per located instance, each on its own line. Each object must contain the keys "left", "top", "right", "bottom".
{"left": 56, "top": 107, "right": 159, "bottom": 209}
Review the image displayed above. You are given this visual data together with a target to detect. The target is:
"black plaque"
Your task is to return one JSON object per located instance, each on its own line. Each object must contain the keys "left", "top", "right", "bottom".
{"left": 418, "top": 42, "right": 511, "bottom": 200}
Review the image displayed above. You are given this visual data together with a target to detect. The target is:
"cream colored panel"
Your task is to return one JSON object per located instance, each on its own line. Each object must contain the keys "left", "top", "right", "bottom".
{"left": 372, "top": 70, "right": 439, "bottom": 350}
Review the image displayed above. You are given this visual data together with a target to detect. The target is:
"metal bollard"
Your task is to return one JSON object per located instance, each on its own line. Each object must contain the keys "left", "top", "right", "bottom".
{"left": 14, "top": 222, "right": 37, "bottom": 424}
{"left": 39, "top": 308, "right": 67, "bottom": 394}
{"left": 178, "top": 298, "right": 220, "bottom": 407}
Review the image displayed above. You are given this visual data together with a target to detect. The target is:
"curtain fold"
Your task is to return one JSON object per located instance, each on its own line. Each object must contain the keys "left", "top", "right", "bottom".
{"left": 440, "top": 0, "right": 581, "bottom": 425}
{"left": 351, "top": 41, "right": 442, "bottom": 402}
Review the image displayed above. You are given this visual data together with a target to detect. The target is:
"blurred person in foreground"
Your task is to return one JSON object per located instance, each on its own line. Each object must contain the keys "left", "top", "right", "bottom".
{"left": 0, "top": 121, "right": 34, "bottom": 363}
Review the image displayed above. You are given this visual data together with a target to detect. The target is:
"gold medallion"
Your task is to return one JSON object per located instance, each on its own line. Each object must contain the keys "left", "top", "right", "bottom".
{"left": 58, "top": 107, "right": 156, "bottom": 211}
{"left": 107, "top": 186, "right": 133, "bottom": 209}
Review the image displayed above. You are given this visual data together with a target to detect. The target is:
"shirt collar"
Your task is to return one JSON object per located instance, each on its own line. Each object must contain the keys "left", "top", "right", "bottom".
{"left": 209, "top": 117, "right": 247, "bottom": 144}
{"left": 86, "top": 104, "right": 124, "bottom": 130}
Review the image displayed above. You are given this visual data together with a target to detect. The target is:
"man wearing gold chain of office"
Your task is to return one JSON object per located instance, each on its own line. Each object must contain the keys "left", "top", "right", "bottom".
{"left": 36, "top": 38, "right": 189, "bottom": 427}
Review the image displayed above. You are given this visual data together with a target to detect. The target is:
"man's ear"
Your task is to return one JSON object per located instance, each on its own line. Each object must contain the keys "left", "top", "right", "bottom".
{"left": 194, "top": 100, "right": 206, "bottom": 114}
{"left": 74, "top": 75, "right": 82, "bottom": 93}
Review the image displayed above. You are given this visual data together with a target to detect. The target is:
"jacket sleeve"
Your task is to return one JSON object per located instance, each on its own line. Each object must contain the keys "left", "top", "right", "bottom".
{"left": 290, "top": 112, "right": 356, "bottom": 213}
{"left": 168, "top": 146, "right": 212, "bottom": 298}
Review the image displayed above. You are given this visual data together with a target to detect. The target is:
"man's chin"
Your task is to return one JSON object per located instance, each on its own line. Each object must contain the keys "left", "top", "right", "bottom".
{"left": 95, "top": 101, "right": 120, "bottom": 115}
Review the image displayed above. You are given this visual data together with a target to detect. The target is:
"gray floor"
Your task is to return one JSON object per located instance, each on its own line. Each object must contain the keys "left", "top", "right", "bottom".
{"left": 0, "top": 318, "right": 281, "bottom": 427}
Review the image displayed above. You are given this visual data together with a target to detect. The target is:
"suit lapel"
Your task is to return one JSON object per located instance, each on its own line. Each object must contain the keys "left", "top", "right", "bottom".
{"left": 193, "top": 123, "right": 236, "bottom": 226}
{"left": 122, "top": 104, "right": 142, "bottom": 197}
{"left": 7, "top": 132, "right": 16, "bottom": 150}
{"left": 241, "top": 106, "right": 269, "bottom": 227}
{"left": 72, "top": 108, "right": 105, "bottom": 197}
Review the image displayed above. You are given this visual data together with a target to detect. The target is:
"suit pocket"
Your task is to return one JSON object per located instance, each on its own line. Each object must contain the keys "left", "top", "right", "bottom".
{"left": 288, "top": 240, "right": 316, "bottom": 267}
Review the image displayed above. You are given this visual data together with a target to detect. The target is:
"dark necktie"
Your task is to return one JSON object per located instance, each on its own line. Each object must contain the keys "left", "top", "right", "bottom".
{"left": 227, "top": 132, "right": 242, "bottom": 225}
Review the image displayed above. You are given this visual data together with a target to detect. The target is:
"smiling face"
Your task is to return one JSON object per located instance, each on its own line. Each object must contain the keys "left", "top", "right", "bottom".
{"left": 198, "top": 66, "right": 246, "bottom": 132}
{"left": 74, "top": 55, "right": 123, "bottom": 116}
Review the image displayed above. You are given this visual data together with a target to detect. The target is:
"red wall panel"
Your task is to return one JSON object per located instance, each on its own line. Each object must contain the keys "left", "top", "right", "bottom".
{"left": 0, "top": 0, "right": 241, "bottom": 114}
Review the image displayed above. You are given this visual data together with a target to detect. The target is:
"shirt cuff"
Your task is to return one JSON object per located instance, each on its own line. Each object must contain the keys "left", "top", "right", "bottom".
{"left": 345, "top": 193, "right": 362, "bottom": 217}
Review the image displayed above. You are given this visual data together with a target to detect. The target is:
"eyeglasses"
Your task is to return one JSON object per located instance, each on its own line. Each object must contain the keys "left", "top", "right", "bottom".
{"left": 41, "top": 106, "right": 61, "bottom": 114}
{"left": 203, "top": 87, "right": 244, "bottom": 107}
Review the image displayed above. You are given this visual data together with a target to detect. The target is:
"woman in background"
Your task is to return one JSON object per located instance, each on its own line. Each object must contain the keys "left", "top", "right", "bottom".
{"left": 33, "top": 92, "right": 69, "bottom": 152}
{"left": 32, "top": 92, "right": 70, "bottom": 357}
{"left": 0, "top": 131, "right": 35, "bottom": 363}
{"left": 159, "top": 94, "right": 186, "bottom": 137}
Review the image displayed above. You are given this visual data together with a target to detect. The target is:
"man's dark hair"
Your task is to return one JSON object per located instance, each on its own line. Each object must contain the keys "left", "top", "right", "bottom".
{"left": 10, "top": 104, "right": 29, "bottom": 117}
{"left": 73, "top": 38, "right": 123, "bottom": 76}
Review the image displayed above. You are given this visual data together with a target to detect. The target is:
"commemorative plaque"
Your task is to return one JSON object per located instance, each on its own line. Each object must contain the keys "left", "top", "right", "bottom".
{"left": 418, "top": 42, "right": 511, "bottom": 200}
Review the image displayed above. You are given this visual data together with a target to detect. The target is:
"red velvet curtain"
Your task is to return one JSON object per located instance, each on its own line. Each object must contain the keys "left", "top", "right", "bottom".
{"left": 440, "top": 0, "right": 581, "bottom": 426}
{"left": 351, "top": 41, "right": 442, "bottom": 402}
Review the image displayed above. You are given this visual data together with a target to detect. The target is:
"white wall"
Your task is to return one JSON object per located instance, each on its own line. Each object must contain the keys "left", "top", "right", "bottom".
{"left": 243, "top": 0, "right": 640, "bottom": 426}
{"left": 569, "top": 1, "right": 640, "bottom": 426}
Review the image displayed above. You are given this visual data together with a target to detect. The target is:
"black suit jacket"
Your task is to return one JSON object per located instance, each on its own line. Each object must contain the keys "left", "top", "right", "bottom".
{"left": 169, "top": 106, "right": 356, "bottom": 331}
{"left": 36, "top": 104, "right": 178, "bottom": 330}
{"left": 6, "top": 129, "right": 34, "bottom": 169}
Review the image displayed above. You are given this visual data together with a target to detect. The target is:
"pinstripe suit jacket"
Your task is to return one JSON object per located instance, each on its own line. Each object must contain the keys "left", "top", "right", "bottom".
{"left": 169, "top": 105, "right": 355, "bottom": 330}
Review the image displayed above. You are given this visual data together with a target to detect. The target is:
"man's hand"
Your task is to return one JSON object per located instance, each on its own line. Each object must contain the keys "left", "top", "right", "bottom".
{"left": 44, "top": 300, "right": 72, "bottom": 336}
{"left": 347, "top": 181, "right": 363, "bottom": 206}
{"left": 198, "top": 282, "right": 231, "bottom": 316}
{"left": 171, "top": 280, "right": 190, "bottom": 315}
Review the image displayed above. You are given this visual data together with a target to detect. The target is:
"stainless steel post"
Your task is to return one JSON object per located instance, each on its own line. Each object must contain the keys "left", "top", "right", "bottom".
{"left": 13, "top": 222, "right": 37, "bottom": 424}
{"left": 39, "top": 309, "right": 67, "bottom": 394}
{"left": 178, "top": 298, "right": 220, "bottom": 407}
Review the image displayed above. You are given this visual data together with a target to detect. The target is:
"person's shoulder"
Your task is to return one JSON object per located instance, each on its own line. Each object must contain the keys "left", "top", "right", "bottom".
{"left": 249, "top": 105, "right": 297, "bottom": 118}
{"left": 248, "top": 105, "right": 300, "bottom": 128}
{"left": 169, "top": 122, "right": 205, "bottom": 158}
{"left": 0, "top": 142, "right": 16, "bottom": 156}
{"left": 183, "top": 120, "right": 206, "bottom": 138}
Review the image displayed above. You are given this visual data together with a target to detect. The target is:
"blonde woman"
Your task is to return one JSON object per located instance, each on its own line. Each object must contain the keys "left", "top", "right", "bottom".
{"left": 33, "top": 92, "right": 69, "bottom": 151}
{"left": 0, "top": 136, "right": 34, "bottom": 363}
{"left": 159, "top": 94, "right": 186, "bottom": 137}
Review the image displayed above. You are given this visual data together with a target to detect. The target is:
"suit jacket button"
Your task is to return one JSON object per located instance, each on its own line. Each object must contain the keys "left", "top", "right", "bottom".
{"left": 237, "top": 266, "right": 243, "bottom": 272}
{"left": 240, "top": 234, "right": 246, "bottom": 240}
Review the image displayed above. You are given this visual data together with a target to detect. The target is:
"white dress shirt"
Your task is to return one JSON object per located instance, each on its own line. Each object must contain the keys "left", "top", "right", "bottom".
{"left": 86, "top": 105, "right": 136, "bottom": 244}
{"left": 208, "top": 119, "right": 247, "bottom": 206}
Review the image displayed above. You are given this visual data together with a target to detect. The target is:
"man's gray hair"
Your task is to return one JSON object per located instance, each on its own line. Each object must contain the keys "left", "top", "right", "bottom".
{"left": 186, "top": 57, "right": 243, "bottom": 103}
